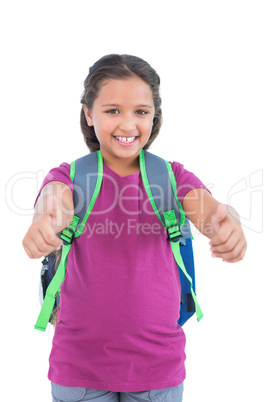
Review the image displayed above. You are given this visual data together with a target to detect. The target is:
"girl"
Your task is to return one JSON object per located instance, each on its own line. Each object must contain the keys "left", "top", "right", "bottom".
{"left": 23, "top": 54, "right": 247, "bottom": 402}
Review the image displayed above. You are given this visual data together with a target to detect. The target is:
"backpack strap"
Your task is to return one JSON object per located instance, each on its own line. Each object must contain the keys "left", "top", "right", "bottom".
{"left": 34, "top": 151, "right": 103, "bottom": 331}
{"left": 139, "top": 150, "right": 203, "bottom": 323}
{"left": 34, "top": 242, "right": 72, "bottom": 331}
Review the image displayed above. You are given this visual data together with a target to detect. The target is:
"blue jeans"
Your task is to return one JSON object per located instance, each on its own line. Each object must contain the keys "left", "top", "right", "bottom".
{"left": 51, "top": 382, "right": 184, "bottom": 401}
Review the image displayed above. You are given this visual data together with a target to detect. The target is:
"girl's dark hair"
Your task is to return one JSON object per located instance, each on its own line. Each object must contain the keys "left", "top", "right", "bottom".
{"left": 80, "top": 54, "right": 162, "bottom": 152}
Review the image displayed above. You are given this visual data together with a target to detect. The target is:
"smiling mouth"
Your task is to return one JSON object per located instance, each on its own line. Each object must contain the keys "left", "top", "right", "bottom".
{"left": 114, "top": 136, "right": 137, "bottom": 144}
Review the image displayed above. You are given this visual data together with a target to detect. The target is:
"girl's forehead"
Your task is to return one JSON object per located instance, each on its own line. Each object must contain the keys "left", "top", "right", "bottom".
{"left": 95, "top": 76, "right": 154, "bottom": 105}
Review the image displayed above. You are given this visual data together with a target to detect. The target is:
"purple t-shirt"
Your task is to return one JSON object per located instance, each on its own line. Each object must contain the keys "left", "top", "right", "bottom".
{"left": 39, "top": 158, "right": 208, "bottom": 392}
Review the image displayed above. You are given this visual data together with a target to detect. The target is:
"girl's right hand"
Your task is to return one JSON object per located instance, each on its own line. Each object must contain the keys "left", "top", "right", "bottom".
{"left": 22, "top": 182, "right": 74, "bottom": 259}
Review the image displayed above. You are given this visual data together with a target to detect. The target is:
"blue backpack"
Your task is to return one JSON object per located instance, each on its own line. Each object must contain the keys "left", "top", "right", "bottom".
{"left": 35, "top": 150, "right": 203, "bottom": 331}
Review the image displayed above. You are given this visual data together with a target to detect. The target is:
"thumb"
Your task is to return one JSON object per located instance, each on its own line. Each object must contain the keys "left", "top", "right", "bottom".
{"left": 211, "top": 203, "right": 227, "bottom": 232}
{"left": 46, "top": 194, "right": 63, "bottom": 233}
{"left": 34, "top": 193, "right": 59, "bottom": 225}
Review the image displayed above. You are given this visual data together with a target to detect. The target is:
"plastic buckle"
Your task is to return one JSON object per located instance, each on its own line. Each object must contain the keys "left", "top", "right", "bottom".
{"left": 163, "top": 210, "right": 182, "bottom": 243}
{"left": 61, "top": 228, "right": 75, "bottom": 245}
{"left": 166, "top": 224, "right": 182, "bottom": 243}
{"left": 60, "top": 215, "right": 80, "bottom": 245}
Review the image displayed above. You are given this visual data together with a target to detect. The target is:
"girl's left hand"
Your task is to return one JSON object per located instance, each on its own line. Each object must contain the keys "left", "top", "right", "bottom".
{"left": 209, "top": 204, "right": 247, "bottom": 263}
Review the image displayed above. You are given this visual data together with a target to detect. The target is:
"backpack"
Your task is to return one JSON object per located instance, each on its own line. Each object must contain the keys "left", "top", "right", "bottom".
{"left": 35, "top": 150, "right": 203, "bottom": 332}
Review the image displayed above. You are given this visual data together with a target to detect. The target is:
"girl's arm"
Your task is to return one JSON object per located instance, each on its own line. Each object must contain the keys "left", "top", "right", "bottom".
{"left": 22, "top": 181, "right": 74, "bottom": 259}
{"left": 183, "top": 188, "right": 247, "bottom": 263}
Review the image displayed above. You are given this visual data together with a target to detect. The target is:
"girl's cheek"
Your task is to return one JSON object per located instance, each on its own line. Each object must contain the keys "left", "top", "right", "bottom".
{"left": 142, "top": 119, "right": 154, "bottom": 133}
{"left": 101, "top": 117, "right": 117, "bottom": 130}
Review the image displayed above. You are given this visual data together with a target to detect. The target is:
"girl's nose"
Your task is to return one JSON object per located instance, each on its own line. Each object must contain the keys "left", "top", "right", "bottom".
{"left": 118, "top": 115, "right": 137, "bottom": 132}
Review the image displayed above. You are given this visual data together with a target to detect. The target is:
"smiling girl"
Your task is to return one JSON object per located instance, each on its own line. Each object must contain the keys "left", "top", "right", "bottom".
{"left": 23, "top": 54, "right": 246, "bottom": 402}
{"left": 83, "top": 76, "right": 155, "bottom": 175}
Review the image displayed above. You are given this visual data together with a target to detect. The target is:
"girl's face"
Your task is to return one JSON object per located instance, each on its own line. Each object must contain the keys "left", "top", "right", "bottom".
{"left": 84, "top": 76, "right": 155, "bottom": 168}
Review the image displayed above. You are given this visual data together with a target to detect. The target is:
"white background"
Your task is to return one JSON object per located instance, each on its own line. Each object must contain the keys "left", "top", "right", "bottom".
{"left": 1, "top": 1, "right": 267, "bottom": 401}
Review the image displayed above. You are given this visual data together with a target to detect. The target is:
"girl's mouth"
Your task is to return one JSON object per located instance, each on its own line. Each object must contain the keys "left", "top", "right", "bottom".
{"left": 114, "top": 136, "right": 138, "bottom": 146}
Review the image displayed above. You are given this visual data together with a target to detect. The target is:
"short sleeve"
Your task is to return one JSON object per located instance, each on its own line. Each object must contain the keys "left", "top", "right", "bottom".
{"left": 34, "top": 162, "right": 72, "bottom": 206}
{"left": 170, "top": 161, "right": 211, "bottom": 206}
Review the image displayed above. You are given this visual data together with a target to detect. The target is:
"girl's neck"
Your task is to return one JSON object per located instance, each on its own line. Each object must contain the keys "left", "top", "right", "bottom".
{"left": 101, "top": 152, "right": 140, "bottom": 177}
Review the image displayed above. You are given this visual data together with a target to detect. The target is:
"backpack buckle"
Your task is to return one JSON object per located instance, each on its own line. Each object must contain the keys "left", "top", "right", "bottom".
{"left": 61, "top": 227, "right": 75, "bottom": 245}
{"left": 60, "top": 215, "right": 80, "bottom": 245}
{"left": 166, "top": 224, "right": 182, "bottom": 243}
{"left": 163, "top": 210, "right": 182, "bottom": 243}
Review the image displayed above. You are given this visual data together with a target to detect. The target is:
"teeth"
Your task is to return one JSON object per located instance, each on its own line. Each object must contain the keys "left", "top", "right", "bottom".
{"left": 116, "top": 136, "right": 136, "bottom": 143}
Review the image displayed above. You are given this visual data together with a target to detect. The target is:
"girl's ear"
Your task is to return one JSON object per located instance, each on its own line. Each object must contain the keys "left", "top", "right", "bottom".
{"left": 83, "top": 105, "right": 93, "bottom": 126}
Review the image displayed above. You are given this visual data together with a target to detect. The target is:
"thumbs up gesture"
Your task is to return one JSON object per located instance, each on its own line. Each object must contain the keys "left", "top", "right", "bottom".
{"left": 209, "top": 204, "right": 247, "bottom": 263}
{"left": 22, "top": 181, "right": 74, "bottom": 259}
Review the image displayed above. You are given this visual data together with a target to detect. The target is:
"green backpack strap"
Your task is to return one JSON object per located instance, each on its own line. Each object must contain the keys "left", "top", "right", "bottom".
{"left": 163, "top": 163, "right": 203, "bottom": 322}
{"left": 139, "top": 150, "right": 203, "bottom": 323}
{"left": 163, "top": 210, "right": 203, "bottom": 323}
{"left": 34, "top": 242, "right": 72, "bottom": 331}
{"left": 34, "top": 151, "right": 103, "bottom": 331}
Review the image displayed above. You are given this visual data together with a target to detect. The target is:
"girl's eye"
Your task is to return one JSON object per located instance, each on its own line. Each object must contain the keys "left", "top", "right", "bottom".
{"left": 105, "top": 109, "right": 148, "bottom": 115}
{"left": 136, "top": 110, "right": 148, "bottom": 115}
{"left": 106, "top": 109, "right": 119, "bottom": 114}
